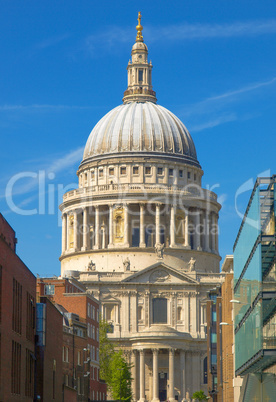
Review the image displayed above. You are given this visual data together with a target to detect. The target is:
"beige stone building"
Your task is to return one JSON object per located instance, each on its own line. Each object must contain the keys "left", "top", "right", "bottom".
{"left": 59, "top": 13, "right": 224, "bottom": 402}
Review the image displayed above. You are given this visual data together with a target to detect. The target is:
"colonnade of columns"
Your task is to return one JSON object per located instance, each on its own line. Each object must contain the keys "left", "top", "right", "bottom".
{"left": 131, "top": 348, "right": 201, "bottom": 402}
{"left": 61, "top": 203, "right": 218, "bottom": 255}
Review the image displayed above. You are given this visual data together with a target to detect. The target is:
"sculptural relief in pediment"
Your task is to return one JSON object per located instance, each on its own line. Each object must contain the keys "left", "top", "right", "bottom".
{"left": 149, "top": 269, "right": 171, "bottom": 283}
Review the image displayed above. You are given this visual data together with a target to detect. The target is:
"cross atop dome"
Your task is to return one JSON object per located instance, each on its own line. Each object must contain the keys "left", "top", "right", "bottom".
{"left": 122, "top": 12, "right": 157, "bottom": 104}
{"left": 136, "top": 11, "right": 143, "bottom": 42}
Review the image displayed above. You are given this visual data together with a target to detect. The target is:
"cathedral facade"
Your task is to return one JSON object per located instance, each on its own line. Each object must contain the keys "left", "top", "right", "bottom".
{"left": 60, "top": 13, "right": 224, "bottom": 402}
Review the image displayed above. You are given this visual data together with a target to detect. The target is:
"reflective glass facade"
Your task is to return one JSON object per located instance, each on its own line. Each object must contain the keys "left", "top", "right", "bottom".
{"left": 234, "top": 177, "right": 276, "bottom": 375}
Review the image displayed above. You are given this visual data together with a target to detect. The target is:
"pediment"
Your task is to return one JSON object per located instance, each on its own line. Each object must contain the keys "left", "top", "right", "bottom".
{"left": 122, "top": 263, "right": 199, "bottom": 285}
{"left": 101, "top": 295, "right": 120, "bottom": 303}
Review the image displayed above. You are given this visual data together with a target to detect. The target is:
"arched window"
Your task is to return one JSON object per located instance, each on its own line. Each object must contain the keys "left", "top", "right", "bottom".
{"left": 152, "top": 298, "right": 167, "bottom": 324}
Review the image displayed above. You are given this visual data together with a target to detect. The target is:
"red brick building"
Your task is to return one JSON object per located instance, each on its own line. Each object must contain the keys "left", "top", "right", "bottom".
{"left": 35, "top": 296, "right": 63, "bottom": 401}
{"left": 0, "top": 213, "right": 36, "bottom": 401}
{"left": 37, "top": 277, "right": 106, "bottom": 401}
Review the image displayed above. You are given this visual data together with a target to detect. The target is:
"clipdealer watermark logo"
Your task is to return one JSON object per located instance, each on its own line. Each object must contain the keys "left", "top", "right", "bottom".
{"left": 4, "top": 169, "right": 220, "bottom": 240}
{"left": 4, "top": 168, "right": 270, "bottom": 234}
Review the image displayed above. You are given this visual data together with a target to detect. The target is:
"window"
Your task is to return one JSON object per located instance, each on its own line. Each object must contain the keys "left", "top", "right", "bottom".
{"left": 12, "top": 278, "right": 22, "bottom": 334}
{"left": 132, "top": 227, "right": 140, "bottom": 247}
{"left": 99, "top": 169, "right": 103, "bottom": 178}
{"left": 203, "top": 357, "right": 208, "bottom": 384}
{"left": 45, "top": 284, "right": 55, "bottom": 295}
{"left": 152, "top": 298, "right": 167, "bottom": 324}
{"left": 25, "top": 349, "right": 34, "bottom": 398}
{"left": 63, "top": 346, "right": 69, "bottom": 362}
{"left": 11, "top": 340, "right": 21, "bottom": 394}
{"left": 211, "top": 354, "right": 217, "bottom": 364}
{"left": 87, "top": 303, "right": 90, "bottom": 318}
{"left": 145, "top": 166, "right": 151, "bottom": 175}
{"left": 77, "top": 377, "right": 81, "bottom": 395}
{"left": 169, "top": 168, "right": 174, "bottom": 176}
{"left": 78, "top": 351, "right": 81, "bottom": 366}
{"left": 120, "top": 166, "right": 126, "bottom": 175}
{"left": 91, "top": 170, "right": 95, "bottom": 179}
{"left": 179, "top": 169, "right": 183, "bottom": 178}
{"left": 139, "top": 69, "right": 143, "bottom": 82}
{"left": 138, "top": 306, "right": 143, "bottom": 321}
{"left": 157, "top": 167, "right": 163, "bottom": 175}
{"left": 177, "top": 307, "right": 182, "bottom": 321}
{"left": 26, "top": 292, "right": 35, "bottom": 341}
{"left": 211, "top": 333, "right": 217, "bottom": 343}
{"left": 92, "top": 306, "right": 95, "bottom": 320}
{"left": 194, "top": 173, "right": 197, "bottom": 180}
{"left": 133, "top": 166, "right": 139, "bottom": 175}
{"left": 212, "top": 311, "right": 217, "bottom": 322}
{"left": 105, "top": 305, "right": 114, "bottom": 321}
{"left": 109, "top": 168, "right": 114, "bottom": 176}
{"left": 187, "top": 171, "right": 191, "bottom": 179}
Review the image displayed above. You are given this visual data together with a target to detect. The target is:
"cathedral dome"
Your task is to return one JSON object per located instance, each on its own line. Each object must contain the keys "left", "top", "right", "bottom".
{"left": 82, "top": 101, "right": 199, "bottom": 167}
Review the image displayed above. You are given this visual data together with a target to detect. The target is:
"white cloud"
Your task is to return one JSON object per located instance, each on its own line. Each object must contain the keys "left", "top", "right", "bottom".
{"left": 147, "top": 19, "right": 276, "bottom": 42}
{"left": 190, "top": 114, "right": 237, "bottom": 132}
{"left": 179, "top": 76, "right": 276, "bottom": 132}
{"left": 46, "top": 147, "right": 84, "bottom": 175}
{"left": 1, "top": 147, "right": 83, "bottom": 200}
{"left": 0, "top": 104, "right": 94, "bottom": 112}
{"left": 35, "top": 33, "right": 71, "bottom": 49}
{"left": 205, "top": 77, "right": 276, "bottom": 103}
{"left": 84, "top": 19, "right": 276, "bottom": 56}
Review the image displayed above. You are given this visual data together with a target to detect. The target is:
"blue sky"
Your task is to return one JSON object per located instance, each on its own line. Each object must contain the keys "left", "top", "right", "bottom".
{"left": 1, "top": 0, "right": 276, "bottom": 276}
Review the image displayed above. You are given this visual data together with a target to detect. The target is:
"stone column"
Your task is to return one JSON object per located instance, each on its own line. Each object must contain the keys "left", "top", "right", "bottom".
{"left": 195, "top": 208, "right": 201, "bottom": 250}
{"left": 94, "top": 206, "right": 100, "bottom": 249}
{"left": 139, "top": 203, "right": 146, "bottom": 248}
{"left": 87, "top": 170, "right": 91, "bottom": 186}
{"left": 170, "top": 205, "right": 176, "bottom": 247}
{"left": 108, "top": 205, "right": 113, "bottom": 248}
{"left": 73, "top": 210, "right": 79, "bottom": 251}
{"left": 205, "top": 209, "right": 210, "bottom": 252}
{"left": 200, "top": 304, "right": 206, "bottom": 338}
{"left": 95, "top": 167, "right": 98, "bottom": 186}
{"left": 131, "top": 350, "right": 138, "bottom": 401}
{"left": 169, "top": 348, "right": 176, "bottom": 402}
{"left": 184, "top": 211, "right": 190, "bottom": 248}
{"left": 192, "top": 352, "right": 201, "bottom": 394}
{"left": 67, "top": 213, "right": 71, "bottom": 250}
{"left": 180, "top": 350, "right": 186, "bottom": 400}
{"left": 211, "top": 213, "right": 216, "bottom": 252}
{"left": 152, "top": 349, "right": 159, "bottom": 402}
{"left": 82, "top": 207, "right": 88, "bottom": 251}
{"left": 213, "top": 213, "right": 218, "bottom": 253}
{"left": 62, "top": 213, "right": 67, "bottom": 253}
{"left": 124, "top": 204, "right": 129, "bottom": 247}
{"left": 155, "top": 204, "right": 161, "bottom": 246}
{"left": 101, "top": 223, "right": 106, "bottom": 249}
{"left": 139, "top": 350, "right": 145, "bottom": 402}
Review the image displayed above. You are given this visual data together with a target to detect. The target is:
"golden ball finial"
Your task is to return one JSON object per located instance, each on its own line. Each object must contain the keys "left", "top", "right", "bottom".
{"left": 136, "top": 11, "right": 144, "bottom": 42}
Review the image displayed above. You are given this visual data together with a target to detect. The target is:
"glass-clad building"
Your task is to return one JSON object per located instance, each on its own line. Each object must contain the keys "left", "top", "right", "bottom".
{"left": 234, "top": 176, "right": 276, "bottom": 375}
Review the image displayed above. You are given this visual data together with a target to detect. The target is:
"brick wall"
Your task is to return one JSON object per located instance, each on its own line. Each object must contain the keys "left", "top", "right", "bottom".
{"left": 0, "top": 214, "right": 36, "bottom": 401}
